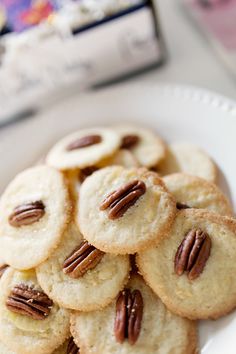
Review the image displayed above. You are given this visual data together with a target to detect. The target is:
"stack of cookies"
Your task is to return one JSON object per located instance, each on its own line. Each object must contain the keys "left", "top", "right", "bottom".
{"left": 0, "top": 125, "right": 235, "bottom": 354}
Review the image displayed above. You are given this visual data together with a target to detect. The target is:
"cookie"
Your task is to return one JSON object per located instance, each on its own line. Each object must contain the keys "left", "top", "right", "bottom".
{"left": 46, "top": 128, "right": 121, "bottom": 170}
{"left": 0, "top": 166, "right": 71, "bottom": 270}
{"left": 163, "top": 173, "right": 233, "bottom": 216}
{"left": 158, "top": 143, "right": 217, "bottom": 182}
{"left": 78, "top": 166, "right": 176, "bottom": 254}
{"left": 115, "top": 125, "right": 166, "bottom": 168}
{"left": 36, "top": 223, "right": 130, "bottom": 311}
{"left": 0, "top": 268, "right": 70, "bottom": 354}
{"left": 98, "top": 149, "right": 139, "bottom": 168}
{"left": 71, "top": 275, "right": 198, "bottom": 354}
{"left": 137, "top": 209, "right": 236, "bottom": 320}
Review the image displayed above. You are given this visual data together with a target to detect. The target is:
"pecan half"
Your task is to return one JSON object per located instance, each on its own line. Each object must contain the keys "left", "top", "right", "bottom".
{"left": 67, "top": 135, "right": 102, "bottom": 151}
{"left": 121, "top": 135, "right": 140, "bottom": 149}
{"left": 67, "top": 337, "right": 80, "bottom": 354}
{"left": 176, "top": 202, "right": 190, "bottom": 210}
{"left": 9, "top": 201, "right": 45, "bottom": 227}
{"left": 63, "top": 241, "right": 104, "bottom": 279}
{"left": 114, "top": 288, "right": 143, "bottom": 345}
{"left": 100, "top": 180, "right": 146, "bottom": 220}
{"left": 0, "top": 264, "right": 8, "bottom": 278}
{"left": 6, "top": 284, "right": 53, "bottom": 320}
{"left": 174, "top": 228, "right": 211, "bottom": 280}
{"left": 79, "top": 166, "right": 98, "bottom": 183}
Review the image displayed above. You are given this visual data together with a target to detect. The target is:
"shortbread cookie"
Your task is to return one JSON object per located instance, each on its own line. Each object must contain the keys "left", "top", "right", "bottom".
{"left": 115, "top": 125, "right": 166, "bottom": 168}
{"left": 0, "top": 166, "right": 71, "bottom": 270}
{"left": 46, "top": 128, "right": 121, "bottom": 170}
{"left": 71, "top": 275, "right": 198, "bottom": 354}
{"left": 78, "top": 166, "right": 176, "bottom": 254}
{"left": 163, "top": 173, "right": 233, "bottom": 216}
{"left": 158, "top": 143, "right": 217, "bottom": 182}
{"left": 0, "top": 268, "right": 70, "bottom": 354}
{"left": 36, "top": 223, "right": 130, "bottom": 311}
{"left": 137, "top": 209, "right": 236, "bottom": 320}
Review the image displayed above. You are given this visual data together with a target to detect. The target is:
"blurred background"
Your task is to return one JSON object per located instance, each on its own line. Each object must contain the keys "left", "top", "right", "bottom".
{"left": 0, "top": 0, "right": 235, "bottom": 126}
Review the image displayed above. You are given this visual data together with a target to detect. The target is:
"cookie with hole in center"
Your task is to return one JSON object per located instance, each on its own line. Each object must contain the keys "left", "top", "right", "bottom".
{"left": 78, "top": 166, "right": 176, "bottom": 254}
{"left": 46, "top": 128, "right": 121, "bottom": 171}
{"left": 163, "top": 173, "right": 233, "bottom": 216}
{"left": 137, "top": 209, "right": 236, "bottom": 320}
{"left": 0, "top": 166, "right": 71, "bottom": 270}
{"left": 36, "top": 223, "right": 130, "bottom": 311}
{"left": 157, "top": 143, "right": 217, "bottom": 182}
{"left": 115, "top": 125, "right": 166, "bottom": 168}
{"left": 71, "top": 275, "right": 198, "bottom": 354}
{"left": 0, "top": 268, "right": 70, "bottom": 354}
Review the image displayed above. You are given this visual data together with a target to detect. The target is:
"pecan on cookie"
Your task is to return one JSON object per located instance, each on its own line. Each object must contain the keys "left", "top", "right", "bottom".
{"left": 79, "top": 166, "right": 176, "bottom": 254}
{"left": 120, "top": 135, "right": 140, "bottom": 149}
{"left": 36, "top": 224, "right": 130, "bottom": 312}
{"left": 0, "top": 268, "right": 70, "bottom": 354}
{"left": 9, "top": 201, "right": 45, "bottom": 227}
{"left": 137, "top": 209, "right": 236, "bottom": 320}
{"left": 46, "top": 128, "right": 121, "bottom": 170}
{"left": 63, "top": 241, "right": 104, "bottom": 279}
{"left": 0, "top": 165, "right": 71, "bottom": 270}
{"left": 174, "top": 229, "right": 211, "bottom": 280}
{"left": 67, "top": 135, "right": 102, "bottom": 151}
{"left": 100, "top": 180, "right": 146, "bottom": 220}
{"left": 114, "top": 288, "right": 143, "bottom": 345}
{"left": 6, "top": 284, "right": 53, "bottom": 320}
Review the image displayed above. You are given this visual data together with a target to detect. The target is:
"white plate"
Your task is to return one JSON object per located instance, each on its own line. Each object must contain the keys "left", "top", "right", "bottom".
{"left": 0, "top": 83, "right": 236, "bottom": 353}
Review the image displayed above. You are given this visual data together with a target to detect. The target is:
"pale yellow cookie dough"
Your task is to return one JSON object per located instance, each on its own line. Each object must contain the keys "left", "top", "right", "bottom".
{"left": 137, "top": 209, "right": 236, "bottom": 320}
{"left": 36, "top": 223, "right": 130, "bottom": 311}
{"left": 71, "top": 275, "right": 198, "bottom": 354}
{"left": 0, "top": 341, "right": 16, "bottom": 354}
{"left": 78, "top": 166, "right": 176, "bottom": 254}
{"left": 0, "top": 166, "right": 71, "bottom": 270}
{"left": 115, "top": 125, "right": 166, "bottom": 168}
{"left": 158, "top": 143, "right": 217, "bottom": 182}
{"left": 0, "top": 269, "right": 70, "bottom": 354}
{"left": 46, "top": 128, "right": 121, "bottom": 170}
{"left": 164, "top": 173, "right": 233, "bottom": 216}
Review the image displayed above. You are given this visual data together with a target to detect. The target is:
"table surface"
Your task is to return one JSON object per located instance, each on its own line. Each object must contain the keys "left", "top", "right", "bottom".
{"left": 130, "top": 0, "right": 236, "bottom": 100}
